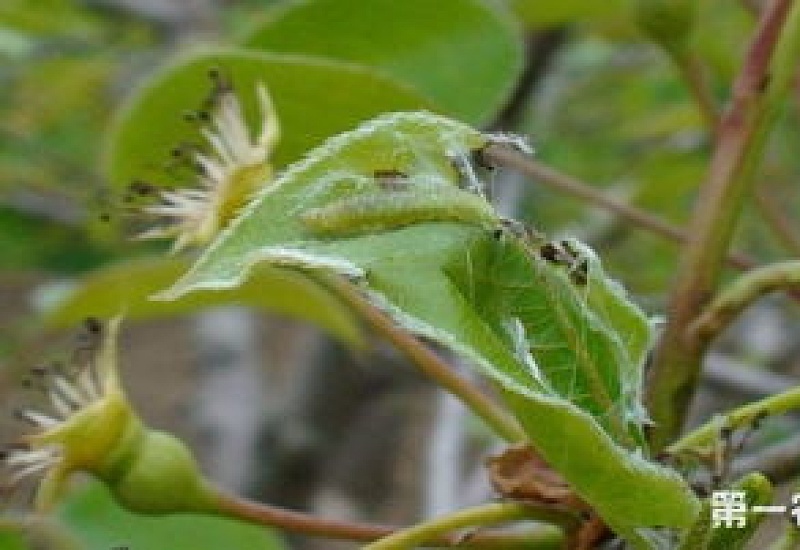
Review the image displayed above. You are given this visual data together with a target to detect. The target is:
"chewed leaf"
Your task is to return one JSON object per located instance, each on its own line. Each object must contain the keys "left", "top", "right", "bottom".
{"left": 157, "top": 111, "right": 489, "bottom": 299}
{"left": 159, "top": 112, "right": 698, "bottom": 535}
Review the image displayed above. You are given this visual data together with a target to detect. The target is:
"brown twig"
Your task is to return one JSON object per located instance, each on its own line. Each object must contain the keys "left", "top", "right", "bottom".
{"left": 676, "top": 53, "right": 721, "bottom": 132}
{"left": 490, "top": 29, "right": 568, "bottom": 130}
{"left": 645, "top": 0, "right": 799, "bottom": 451}
{"left": 214, "top": 490, "right": 568, "bottom": 548}
{"left": 326, "top": 277, "right": 528, "bottom": 444}
{"left": 690, "top": 260, "right": 800, "bottom": 344}
{"left": 481, "top": 145, "right": 755, "bottom": 270}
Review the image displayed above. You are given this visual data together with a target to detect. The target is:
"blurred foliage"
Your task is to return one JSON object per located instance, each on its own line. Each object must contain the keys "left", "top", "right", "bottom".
{"left": 2, "top": 0, "right": 800, "bottom": 547}
{"left": 57, "top": 479, "right": 285, "bottom": 550}
{"left": 243, "top": 0, "right": 523, "bottom": 125}
{"left": 508, "top": 0, "right": 628, "bottom": 26}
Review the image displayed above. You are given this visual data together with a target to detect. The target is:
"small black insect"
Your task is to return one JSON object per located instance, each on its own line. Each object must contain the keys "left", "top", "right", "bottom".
{"left": 84, "top": 317, "right": 103, "bottom": 336}
{"left": 569, "top": 258, "right": 589, "bottom": 286}
{"left": 539, "top": 242, "right": 568, "bottom": 266}
{"left": 373, "top": 168, "right": 409, "bottom": 190}
{"left": 470, "top": 146, "right": 495, "bottom": 170}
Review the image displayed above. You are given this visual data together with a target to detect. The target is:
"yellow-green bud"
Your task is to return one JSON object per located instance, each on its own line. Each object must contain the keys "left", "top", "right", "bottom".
{"left": 2, "top": 317, "right": 219, "bottom": 516}
{"left": 102, "top": 430, "right": 217, "bottom": 515}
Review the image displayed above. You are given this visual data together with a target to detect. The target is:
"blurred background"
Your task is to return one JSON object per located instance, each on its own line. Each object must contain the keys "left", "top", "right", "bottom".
{"left": 1, "top": 1, "right": 799, "bottom": 548}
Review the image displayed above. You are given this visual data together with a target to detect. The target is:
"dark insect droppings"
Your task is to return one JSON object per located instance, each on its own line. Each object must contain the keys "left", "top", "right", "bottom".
{"left": 470, "top": 146, "right": 495, "bottom": 170}
{"left": 539, "top": 242, "right": 561, "bottom": 264}
{"left": 84, "top": 317, "right": 102, "bottom": 336}
{"left": 129, "top": 180, "right": 155, "bottom": 196}
{"left": 570, "top": 259, "right": 589, "bottom": 286}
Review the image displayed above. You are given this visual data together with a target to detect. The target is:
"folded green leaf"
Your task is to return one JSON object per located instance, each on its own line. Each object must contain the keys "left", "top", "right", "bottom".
{"left": 159, "top": 112, "right": 698, "bottom": 536}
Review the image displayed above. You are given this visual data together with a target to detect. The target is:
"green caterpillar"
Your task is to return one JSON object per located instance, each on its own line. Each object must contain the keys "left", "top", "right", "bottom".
{"left": 300, "top": 187, "right": 498, "bottom": 237}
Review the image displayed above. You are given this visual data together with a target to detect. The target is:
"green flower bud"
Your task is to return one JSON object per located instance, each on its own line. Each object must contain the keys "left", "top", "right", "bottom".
{"left": 2, "top": 317, "right": 218, "bottom": 516}
{"left": 104, "top": 430, "right": 217, "bottom": 515}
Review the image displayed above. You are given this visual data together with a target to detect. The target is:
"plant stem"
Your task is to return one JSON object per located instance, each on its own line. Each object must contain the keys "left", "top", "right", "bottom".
{"left": 214, "top": 490, "right": 566, "bottom": 548}
{"left": 676, "top": 53, "right": 720, "bottom": 131}
{"left": 482, "top": 145, "right": 754, "bottom": 270}
{"left": 754, "top": 184, "right": 800, "bottom": 256}
{"left": 362, "top": 502, "right": 576, "bottom": 550}
{"left": 491, "top": 29, "right": 568, "bottom": 130}
{"left": 327, "top": 276, "right": 528, "bottom": 443}
{"left": 770, "top": 520, "right": 800, "bottom": 550}
{"left": 690, "top": 260, "right": 800, "bottom": 343}
{"left": 645, "top": 0, "right": 800, "bottom": 451}
{"left": 668, "top": 384, "right": 800, "bottom": 455}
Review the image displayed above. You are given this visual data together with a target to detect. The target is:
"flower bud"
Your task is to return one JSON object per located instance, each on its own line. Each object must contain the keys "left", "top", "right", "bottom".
{"left": 2, "top": 317, "right": 218, "bottom": 516}
{"left": 102, "top": 430, "right": 217, "bottom": 515}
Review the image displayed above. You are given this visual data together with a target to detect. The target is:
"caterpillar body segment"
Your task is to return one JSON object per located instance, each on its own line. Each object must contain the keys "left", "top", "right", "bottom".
{"left": 300, "top": 187, "right": 499, "bottom": 237}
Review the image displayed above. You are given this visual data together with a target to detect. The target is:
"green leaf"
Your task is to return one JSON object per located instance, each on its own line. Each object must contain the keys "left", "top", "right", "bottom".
{"left": 508, "top": 0, "right": 628, "bottom": 25}
{"left": 43, "top": 255, "right": 363, "bottom": 346}
{"left": 104, "top": 48, "right": 434, "bottom": 189}
{"left": 243, "top": 0, "right": 523, "bottom": 125}
{"left": 0, "top": 208, "right": 108, "bottom": 274}
{"left": 0, "top": 528, "right": 27, "bottom": 550}
{"left": 159, "top": 112, "right": 698, "bottom": 537}
{"left": 57, "top": 479, "right": 285, "bottom": 550}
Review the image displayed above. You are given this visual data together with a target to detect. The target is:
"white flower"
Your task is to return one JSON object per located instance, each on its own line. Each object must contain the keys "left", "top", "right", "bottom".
{"left": 140, "top": 79, "right": 280, "bottom": 251}
{"left": 1, "top": 318, "right": 131, "bottom": 510}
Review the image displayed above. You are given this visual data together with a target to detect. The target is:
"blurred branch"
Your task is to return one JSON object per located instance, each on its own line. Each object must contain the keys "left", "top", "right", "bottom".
{"left": 770, "top": 516, "right": 800, "bottom": 550}
{"left": 675, "top": 53, "right": 720, "bottom": 131}
{"left": 490, "top": 28, "right": 568, "bottom": 130}
{"left": 216, "top": 490, "right": 566, "bottom": 548}
{"left": 363, "top": 502, "right": 574, "bottom": 550}
{"left": 327, "top": 277, "right": 527, "bottom": 443}
{"left": 754, "top": 184, "right": 800, "bottom": 256}
{"left": 482, "top": 145, "right": 754, "bottom": 270}
{"left": 635, "top": 1, "right": 719, "bottom": 131}
{"left": 669, "top": 384, "right": 800, "bottom": 455}
{"left": 3, "top": 189, "right": 85, "bottom": 226}
{"left": 690, "top": 261, "right": 800, "bottom": 344}
{"left": 646, "top": 0, "right": 800, "bottom": 450}
{"left": 703, "top": 352, "right": 795, "bottom": 398}
{"left": 82, "top": 0, "right": 216, "bottom": 28}
{"left": 733, "top": 431, "right": 800, "bottom": 482}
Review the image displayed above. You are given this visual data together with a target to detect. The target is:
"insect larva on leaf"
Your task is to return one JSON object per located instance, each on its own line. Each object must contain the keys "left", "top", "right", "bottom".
{"left": 300, "top": 187, "right": 499, "bottom": 237}
{"left": 373, "top": 169, "right": 409, "bottom": 191}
